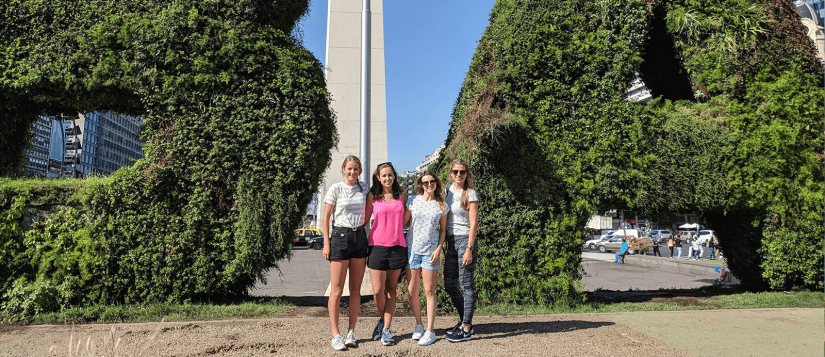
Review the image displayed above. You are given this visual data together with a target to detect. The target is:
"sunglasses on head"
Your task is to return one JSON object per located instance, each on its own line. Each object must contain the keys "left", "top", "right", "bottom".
{"left": 421, "top": 180, "right": 436, "bottom": 186}
{"left": 378, "top": 161, "right": 393, "bottom": 167}
{"left": 451, "top": 169, "right": 467, "bottom": 175}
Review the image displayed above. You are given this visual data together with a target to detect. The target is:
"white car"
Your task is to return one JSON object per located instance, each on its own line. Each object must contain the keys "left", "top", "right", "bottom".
{"left": 698, "top": 230, "right": 716, "bottom": 244}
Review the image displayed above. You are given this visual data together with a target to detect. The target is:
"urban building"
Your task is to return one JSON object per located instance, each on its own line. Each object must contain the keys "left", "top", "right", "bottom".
{"left": 797, "top": 0, "right": 825, "bottom": 60}
{"left": 626, "top": 75, "right": 652, "bottom": 102}
{"left": 415, "top": 145, "right": 445, "bottom": 173}
{"left": 24, "top": 116, "right": 53, "bottom": 176}
{"left": 49, "top": 112, "right": 145, "bottom": 176}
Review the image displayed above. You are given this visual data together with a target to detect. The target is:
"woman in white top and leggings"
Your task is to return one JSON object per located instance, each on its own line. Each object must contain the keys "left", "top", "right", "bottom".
{"left": 322, "top": 155, "right": 371, "bottom": 351}
{"left": 443, "top": 159, "right": 479, "bottom": 343}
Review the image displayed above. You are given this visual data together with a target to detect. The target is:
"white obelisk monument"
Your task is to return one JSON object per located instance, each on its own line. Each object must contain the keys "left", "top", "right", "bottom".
{"left": 316, "top": 0, "right": 388, "bottom": 228}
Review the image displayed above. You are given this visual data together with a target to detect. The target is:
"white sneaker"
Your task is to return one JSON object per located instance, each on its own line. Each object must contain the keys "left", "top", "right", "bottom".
{"left": 331, "top": 334, "right": 347, "bottom": 351}
{"left": 344, "top": 330, "right": 357, "bottom": 347}
{"left": 412, "top": 324, "right": 425, "bottom": 340}
{"left": 418, "top": 330, "right": 436, "bottom": 346}
{"left": 380, "top": 328, "right": 395, "bottom": 346}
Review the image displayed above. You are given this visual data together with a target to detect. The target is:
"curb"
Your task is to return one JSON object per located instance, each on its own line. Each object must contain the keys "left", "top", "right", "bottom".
{"left": 622, "top": 254, "right": 740, "bottom": 284}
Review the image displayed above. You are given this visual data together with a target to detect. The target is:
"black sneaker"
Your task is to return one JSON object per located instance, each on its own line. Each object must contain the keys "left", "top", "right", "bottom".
{"left": 445, "top": 322, "right": 462, "bottom": 336}
{"left": 446, "top": 326, "right": 473, "bottom": 342}
{"left": 372, "top": 319, "right": 384, "bottom": 340}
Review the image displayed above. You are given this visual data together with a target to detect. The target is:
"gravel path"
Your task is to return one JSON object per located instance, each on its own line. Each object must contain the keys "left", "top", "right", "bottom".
{"left": 1, "top": 308, "right": 820, "bottom": 356}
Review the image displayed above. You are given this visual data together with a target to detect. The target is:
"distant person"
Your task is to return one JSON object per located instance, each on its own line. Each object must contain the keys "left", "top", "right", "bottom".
{"left": 403, "top": 171, "right": 448, "bottom": 346}
{"left": 675, "top": 236, "right": 683, "bottom": 259}
{"left": 651, "top": 235, "right": 662, "bottom": 257}
{"left": 691, "top": 235, "right": 701, "bottom": 260}
{"left": 667, "top": 236, "right": 675, "bottom": 258}
{"left": 708, "top": 234, "right": 717, "bottom": 260}
{"left": 444, "top": 158, "right": 479, "bottom": 343}
{"left": 366, "top": 162, "right": 407, "bottom": 346}
{"left": 716, "top": 263, "right": 729, "bottom": 283}
{"left": 614, "top": 237, "right": 628, "bottom": 264}
{"left": 322, "top": 155, "right": 369, "bottom": 351}
{"left": 686, "top": 233, "right": 695, "bottom": 259}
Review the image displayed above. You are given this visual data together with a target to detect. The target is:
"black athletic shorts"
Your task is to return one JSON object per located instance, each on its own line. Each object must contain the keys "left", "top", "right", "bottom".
{"left": 328, "top": 226, "right": 368, "bottom": 261}
{"left": 367, "top": 245, "right": 408, "bottom": 271}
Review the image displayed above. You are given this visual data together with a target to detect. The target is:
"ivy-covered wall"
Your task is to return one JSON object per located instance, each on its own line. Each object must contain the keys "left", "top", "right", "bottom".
{"left": 0, "top": 0, "right": 335, "bottom": 316}
{"left": 437, "top": 0, "right": 823, "bottom": 304}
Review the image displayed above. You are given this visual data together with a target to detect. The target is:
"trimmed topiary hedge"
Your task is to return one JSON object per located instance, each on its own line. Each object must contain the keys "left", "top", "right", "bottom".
{"left": 436, "top": 0, "right": 823, "bottom": 305}
{"left": 0, "top": 0, "right": 335, "bottom": 316}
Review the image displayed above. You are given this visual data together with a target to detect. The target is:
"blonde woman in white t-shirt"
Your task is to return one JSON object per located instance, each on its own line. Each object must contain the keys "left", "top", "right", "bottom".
{"left": 402, "top": 170, "right": 448, "bottom": 346}
{"left": 443, "top": 158, "right": 479, "bottom": 342}
{"left": 322, "top": 155, "right": 371, "bottom": 351}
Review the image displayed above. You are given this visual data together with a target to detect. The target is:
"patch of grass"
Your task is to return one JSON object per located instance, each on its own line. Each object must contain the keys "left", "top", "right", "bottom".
{"left": 476, "top": 289, "right": 824, "bottom": 316}
{"left": 19, "top": 298, "right": 294, "bottom": 325}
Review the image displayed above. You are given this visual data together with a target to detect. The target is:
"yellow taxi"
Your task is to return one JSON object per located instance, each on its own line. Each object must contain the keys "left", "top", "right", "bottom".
{"left": 294, "top": 228, "right": 322, "bottom": 245}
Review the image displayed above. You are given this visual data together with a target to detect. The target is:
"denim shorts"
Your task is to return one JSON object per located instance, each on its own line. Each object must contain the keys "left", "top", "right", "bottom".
{"left": 408, "top": 252, "right": 440, "bottom": 271}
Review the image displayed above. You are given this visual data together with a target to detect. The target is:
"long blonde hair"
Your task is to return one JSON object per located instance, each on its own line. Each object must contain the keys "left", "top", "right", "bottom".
{"left": 449, "top": 159, "right": 474, "bottom": 209}
{"left": 415, "top": 170, "right": 447, "bottom": 213}
{"left": 341, "top": 155, "right": 364, "bottom": 192}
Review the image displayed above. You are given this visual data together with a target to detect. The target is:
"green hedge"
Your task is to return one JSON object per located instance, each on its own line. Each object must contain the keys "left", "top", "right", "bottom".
{"left": 0, "top": 0, "right": 335, "bottom": 317}
{"left": 436, "top": 0, "right": 823, "bottom": 305}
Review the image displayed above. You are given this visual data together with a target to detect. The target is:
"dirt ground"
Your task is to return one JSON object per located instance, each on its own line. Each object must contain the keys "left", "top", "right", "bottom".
{"left": 1, "top": 307, "right": 821, "bottom": 357}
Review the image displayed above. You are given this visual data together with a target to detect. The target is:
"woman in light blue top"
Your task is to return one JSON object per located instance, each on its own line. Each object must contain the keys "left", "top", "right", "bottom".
{"left": 403, "top": 170, "right": 448, "bottom": 346}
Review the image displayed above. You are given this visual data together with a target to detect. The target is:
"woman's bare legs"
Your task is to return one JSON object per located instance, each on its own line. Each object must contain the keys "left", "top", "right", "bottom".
{"left": 346, "top": 258, "right": 366, "bottom": 331}
{"left": 406, "top": 268, "right": 423, "bottom": 326}
{"left": 382, "top": 269, "right": 402, "bottom": 329}
{"left": 328, "top": 259, "right": 350, "bottom": 337}
{"left": 422, "top": 268, "right": 438, "bottom": 331}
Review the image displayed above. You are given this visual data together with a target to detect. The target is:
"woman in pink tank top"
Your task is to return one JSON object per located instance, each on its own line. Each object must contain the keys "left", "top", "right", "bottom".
{"left": 365, "top": 162, "right": 407, "bottom": 346}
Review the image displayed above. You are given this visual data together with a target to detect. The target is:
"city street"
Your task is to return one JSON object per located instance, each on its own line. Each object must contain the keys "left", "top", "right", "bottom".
{"left": 250, "top": 246, "right": 720, "bottom": 298}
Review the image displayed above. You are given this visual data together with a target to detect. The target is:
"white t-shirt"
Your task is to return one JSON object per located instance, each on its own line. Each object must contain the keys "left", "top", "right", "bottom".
{"left": 324, "top": 181, "right": 368, "bottom": 228}
{"left": 405, "top": 195, "right": 449, "bottom": 255}
{"left": 445, "top": 183, "right": 478, "bottom": 236}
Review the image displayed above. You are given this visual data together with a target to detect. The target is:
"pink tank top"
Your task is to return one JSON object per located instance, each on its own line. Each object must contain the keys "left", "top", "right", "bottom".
{"left": 368, "top": 198, "right": 407, "bottom": 247}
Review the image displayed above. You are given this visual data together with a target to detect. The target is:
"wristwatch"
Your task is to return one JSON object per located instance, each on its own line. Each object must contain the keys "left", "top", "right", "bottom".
{"left": 466, "top": 245, "right": 473, "bottom": 250}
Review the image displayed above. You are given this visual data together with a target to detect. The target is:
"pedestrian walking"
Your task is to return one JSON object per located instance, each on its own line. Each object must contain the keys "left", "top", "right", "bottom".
{"left": 366, "top": 162, "right": 408, "bottom": 347}
{"left": 691, "top": 235, "right": 701, "bottom": 260}
{"left": 403, "top": 171, "right": 448, "bottom": 346}
{"left": 667, "top": 236, "right": 675, "bottom": 258}
{"left": 652, "top": 235, "right": 662, "bottom": 257}
{"left": 444, "top": 159, "right": 479, "bottom": 343}
{"left": 686, "top": 234, "right": 694, "bottom": 260}
{"left": 322, "top": 155, "right": 369, "bottom": 351}
{"left": 708, "top": 234, "right": 717, "bottom": 260}
{"left": 675, "top": 236, "right": 683, "bottom": 259}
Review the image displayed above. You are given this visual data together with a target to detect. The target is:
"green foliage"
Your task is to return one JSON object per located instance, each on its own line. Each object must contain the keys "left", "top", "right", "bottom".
{"left": 0, "top": 0, "right": 335, "bottom": 316}
{"left": 438, "top": 0, "right": 823, "bottom": 303}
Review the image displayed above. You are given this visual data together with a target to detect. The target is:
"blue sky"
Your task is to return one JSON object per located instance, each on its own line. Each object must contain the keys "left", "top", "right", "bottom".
{"left": 297, "top": 0, "right": 498, "bottom": 173}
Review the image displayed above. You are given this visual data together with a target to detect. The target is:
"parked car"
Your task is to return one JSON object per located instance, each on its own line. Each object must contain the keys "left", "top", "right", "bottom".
{"left": 584, "top": 235, "right": 611, "bottom": 250}
{"left": 647, "top": 229, "right": 672, "bottom": 240}
{"left": 597, "top": 236, "right": 636, "bottom": 255}
{"left": 294, "top": 228, "right": 322, "bottom": 245}
{"left": 698, "top": 230, "right": 716, "bottom": 245}
{"left": 307, "top": 235, "right": 324, "bottom": 250}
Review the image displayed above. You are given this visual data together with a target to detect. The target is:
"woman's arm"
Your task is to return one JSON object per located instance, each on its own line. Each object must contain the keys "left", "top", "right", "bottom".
{"left": 322, "top": 203, "right": 334, "bottom": 260}
{"left": 364, "top": 193, "right": 374, "bottom": 226}
{"left": 463, "top": 201, "right": 479, "bottom": 266}
{"left": 431, "top": 213, "right": 448, "bottom": 265}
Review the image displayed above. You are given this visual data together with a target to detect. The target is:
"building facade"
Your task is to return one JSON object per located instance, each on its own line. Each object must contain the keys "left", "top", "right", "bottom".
{"left": 24, "top": 116, "right": 53, "bottom": 176}
{"left": 415, "top": 145, "right": 445, "bottom": 173}
{"left": 797, "top": 0, "right": 825, "bottom": 60}
{"left": 626, "top": 75, "right": 652, "bottom": 102}
{"left": 49, "top": 112, "right": 145, "bottom": 176}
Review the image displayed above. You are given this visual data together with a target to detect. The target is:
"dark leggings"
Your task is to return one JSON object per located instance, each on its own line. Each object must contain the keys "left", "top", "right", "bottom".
{"left": 444, "top": 234, "right": 477, "bottom": 326}
{"left": 669, "top": 246, "right": 674, "bottom": 257}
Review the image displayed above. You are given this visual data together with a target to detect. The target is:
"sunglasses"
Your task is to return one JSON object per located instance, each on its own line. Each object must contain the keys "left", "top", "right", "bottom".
{"left": 421, "top": 180, "right": 436, "bottom": 186}
{"left": 451, "top": 169, "right": 467, "bottom": 175}
{"left": 378, "top": 161, "right": 393, "bottom": 167}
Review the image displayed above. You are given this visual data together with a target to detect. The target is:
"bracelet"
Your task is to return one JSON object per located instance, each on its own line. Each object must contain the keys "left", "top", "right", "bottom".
{"left": 466, "top": 245, "right": 473, "bottom": 250}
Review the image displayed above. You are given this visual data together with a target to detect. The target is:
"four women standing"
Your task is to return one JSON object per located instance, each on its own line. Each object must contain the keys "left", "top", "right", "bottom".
{"left": 322, "top": 157, "right": 479, "bottom": 350}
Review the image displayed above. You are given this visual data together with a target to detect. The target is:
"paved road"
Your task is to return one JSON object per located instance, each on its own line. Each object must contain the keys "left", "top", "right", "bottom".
{"left": 250, "top": 248, "right": 719, "bottom": 297}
